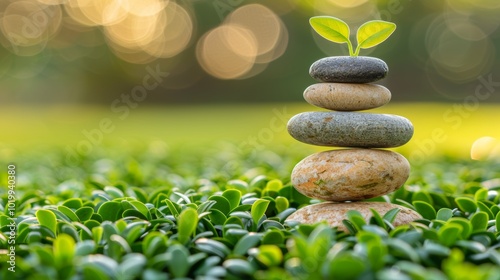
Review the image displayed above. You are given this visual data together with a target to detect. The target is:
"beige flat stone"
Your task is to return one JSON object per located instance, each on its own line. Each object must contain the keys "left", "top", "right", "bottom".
{"left": 291, "top": 149, "right": 410, "bottom": 201}
{"left": 303, "top": 83, "right": 391, "bottom": 111}
{"left": 286, "top": 201, "right": 421, "bottom": 231}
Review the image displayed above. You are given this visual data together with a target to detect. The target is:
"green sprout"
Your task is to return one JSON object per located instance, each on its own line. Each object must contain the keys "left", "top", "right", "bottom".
{"left": 310, "top": 16, "right": 396, "bottom": 57}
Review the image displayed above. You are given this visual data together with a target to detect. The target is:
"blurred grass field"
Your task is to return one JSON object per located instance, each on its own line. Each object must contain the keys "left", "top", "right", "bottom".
{"left": 1, "top": 103, "right": 499, "bottom": 161}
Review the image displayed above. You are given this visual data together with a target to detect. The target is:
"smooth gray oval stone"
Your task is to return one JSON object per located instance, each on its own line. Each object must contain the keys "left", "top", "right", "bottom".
{"left": 309, "top": 56, "right": 388, "bottom": 83}
{"left": 287, "top": 112, "right": 413, "bottom": 148}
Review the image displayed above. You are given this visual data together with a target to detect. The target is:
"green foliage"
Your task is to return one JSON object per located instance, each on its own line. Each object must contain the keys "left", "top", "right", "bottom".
{"left": 177, "top": 207, "right": 198, "bottom": 244}
{"left": 310, "top": 16, "right": 396, "bottom": 56}
{"left": 2, "top": 146, "right": 500, "bottom": 279}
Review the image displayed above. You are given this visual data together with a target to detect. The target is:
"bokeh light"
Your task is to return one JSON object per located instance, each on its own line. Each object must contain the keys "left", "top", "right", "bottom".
{"left": 326, "top": 0, "right": 369, "bottom": 8}
{"left": 196, "top": 25, "right": 258, "bottom": 80}
{"left": 0, "top": 0, "right": 193, "bottom": 63}
{"left": 1, "top": 1, "right": 62, "bottom": 56}
{"left": 313, "top": 0, "right": 376, "bottom": 22}
{"left": 426, "top": 16, "right": 494, "bottom": 83}
{"left": 471, "top": 137, "right": 500, "bottom": 160}
{"left": 197, "top": 4, "right": 288, "bottom": 80}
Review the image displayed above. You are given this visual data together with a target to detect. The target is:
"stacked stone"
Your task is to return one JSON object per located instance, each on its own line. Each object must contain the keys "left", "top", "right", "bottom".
{"left": 286, "top": 56, "right": 421, "bottom": 230}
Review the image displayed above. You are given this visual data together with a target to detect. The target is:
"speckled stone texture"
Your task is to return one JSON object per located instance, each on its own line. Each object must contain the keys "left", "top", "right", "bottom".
{"left": 287, "top": 111, "right": 413, "bottom": 148}
{"left": 304, "top": 83, "right": 391, "bottom": 111}
{"left": 309, "top": 56, "right": 388, "bottom": 83}
{"left": 286, "top": 202, "right": 422, "bottom": 231}
{"left": 291, "top": 149, "right": 410, "bottom": 201}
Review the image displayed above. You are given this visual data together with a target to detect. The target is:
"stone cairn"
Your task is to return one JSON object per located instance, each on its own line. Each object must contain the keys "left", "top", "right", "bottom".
{"left": 286, "top": 56, "right": 421, "bottom": 230}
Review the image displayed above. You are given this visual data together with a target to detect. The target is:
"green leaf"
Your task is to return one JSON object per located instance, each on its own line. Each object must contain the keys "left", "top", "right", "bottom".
{"left": 436, "top": 208, "right": 453, "bottom": 221}
{"left": 224, "top": 228, "right": 248, "bottom": 245}
{"left": 209, "top": 208, "right": 227, "bottom": 225}
{"left": 386, "top": 239, "right": 419, "bottom": 262}
{"left": 122, "top": 221, "right": 148, "bottom": 244}
{"left": 178, "top": 207, "right": 199, "bottom": 244}
{"left": 265, "top": 179, "right": 283, "bottom": 192}
{"left": 310, "top": 16, "right": 350, "bottom": 44}
{"left": 104, "top": 186, "right": 124, "bottom": 199}
{"left": 233, "top": 233, "right": 262, "bottom": 256}
{"left": 470, "top": 211, "right": 488, "bottom": 232}
{"left": 449, "top": 218, "right": 472, "bottom": 239}
{"left": 275, "top": 196, "right": 289, "bottom": 213}
{"left": 310, "top": 16, "right": 353, "bottom": 55}
{"left": 477, "top": 201, "right": 494, "bottom": 219}
{"left": 347, "top": 210, "right": 366, "bottom": 231}
{"left": 413, "top": 201, "right": 436, "bottom": 220}
{"left": 455, "top": 197, "right": 478, "bottom": 213}
{"left": 367, "top": 239, "right": 387, "bottom": 271}
{"left": 328, "top": 253, "right": 365, "bottom": 280}
{"left": 355, "top": 20, "right": 396, "bottom": 55}
{"left": 107, "top": 234, "right": 131, "bottom": 260}
{"left": 438, "top": 224, "right": 462, "bottom": 247}
{"left": 54, "top": 234, "right": 75, "bottom": 268}
{"left": 143, "top": 232, "right": 168, "bottom": 258}
{"left": 369, "top": 208, "right": 387, "bottom": 230}
{"left": 412, "top": 191, "right": 433, "bottom": 204}
{"left": 223, "top": 259, "right": 255, "bottom": 276}
{"left": 97, "top": 201, "right": 122, "bottom": 222}
{"left": 166, "top": 245, "right": 190, "bottom": 278}
{"left": 222, "top": 189, "right": 241, "bottom": 211}
{"left": 63, "top": 198, "right": 83, "bottom": 209}
{"left": 474, "top": 188, "right": 488, "bottom": 201}
{"left": 36, "top": 209, "right": 57, "bottom": 235}
{"left": 256, "top": 245, "right": 283, "bottom": 267}
{"left": 118, "top": 254, "right": 146, "bottom": 279}
{"left": 262, "top": 230, "right": 284, "bottom": 245}
{"left": 495, "top": 211, "right": 500, "bottom": 232}
{"left": 58, "top": 205, "right": 80, "bottom": 222}
{"left": 209, "top": 195, "right": 231, "bottom": 214}
{"left": 383, "top": 208, "right": 401, "bottom": 224}
{"left": 164, "top": 199, "right": 181, "bottom": 218}
{"left": 251, "top": 199, "right": 270, "bottom": 226}
{"left": 195, "top": 238, "right": 231, "bottom": 258}
{"left": 76, "top": 207, "right": 94, "bottom": 222}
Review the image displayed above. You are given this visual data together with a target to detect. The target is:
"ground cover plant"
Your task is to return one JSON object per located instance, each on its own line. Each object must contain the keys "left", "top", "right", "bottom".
{"left": 1, "top": 143, "right": 500, "bottom": 279}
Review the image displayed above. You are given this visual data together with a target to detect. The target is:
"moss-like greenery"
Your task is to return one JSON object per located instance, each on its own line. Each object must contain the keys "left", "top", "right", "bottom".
{"left": 1, "top": 144, "right": 500, "bottom": 279}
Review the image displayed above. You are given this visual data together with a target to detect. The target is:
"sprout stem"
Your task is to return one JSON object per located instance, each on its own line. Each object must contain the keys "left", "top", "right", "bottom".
{"left": 347, "top": 41, "right": 355, "bottom": 57}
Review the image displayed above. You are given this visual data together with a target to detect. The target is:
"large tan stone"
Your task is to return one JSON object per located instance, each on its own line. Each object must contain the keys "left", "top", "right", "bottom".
{"left": 286, "top": 202, "right": 421, "bottom": 231}
{"left": 291, "top": 149, "right": 410, "bottom": 201}
{"left": 304, "top": 83, "right": 391, "bottom": 111}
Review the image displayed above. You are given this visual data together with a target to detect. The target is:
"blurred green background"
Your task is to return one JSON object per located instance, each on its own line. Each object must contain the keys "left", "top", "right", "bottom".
{"left": 0, "top": 0, "right": 499, "bottom": 160}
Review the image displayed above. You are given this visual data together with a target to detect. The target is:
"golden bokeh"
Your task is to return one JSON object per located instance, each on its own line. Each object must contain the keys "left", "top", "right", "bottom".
{"left": 123, "top": 0, "right": 167, "bottom": 17}
{"left": 1, "top": 1, "right": 62, "bottom": 56}
{"left": 227, "top": 4, "right": 288, "bottom": 64}
{"left": 74, "top": 0, "right": 127, "bottom": 26}
{"left": 13, "top": 0, "right": 193, "bottom": 62}
{"left": 198, "top": 4, "right": 288, "bottom": 80}
{"left": 103, "top": 2, "right": 193, "bottom": 63}
{"left": 196, "top": 25, "right": 258, "bottom": 80}
{"left": 471, "top": 137, "right": 500, "bottom": 160}
{"left": 140, "top": 2, "right": 193, "bottom": 59}
{"left": 425, "top": 15, "right": 495, "bottom": 83}
{"left": 326, "top": 0, "right": 369, "bottom": 8}
{"left": 313, "top": 0, "right": 376, "bottom": 22}
{"left": 104, "top": 12, "right": 160, "bottom": 49}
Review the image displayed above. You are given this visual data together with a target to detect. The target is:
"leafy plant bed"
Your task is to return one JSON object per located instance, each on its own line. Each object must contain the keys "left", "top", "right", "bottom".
{"left": 1, "top": 144, "right": 500, "bottom": 279}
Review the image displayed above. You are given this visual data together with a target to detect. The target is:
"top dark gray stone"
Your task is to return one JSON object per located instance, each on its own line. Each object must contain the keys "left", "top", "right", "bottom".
{"left": 309, "top": 56, "right": 388, "bottom": 83}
